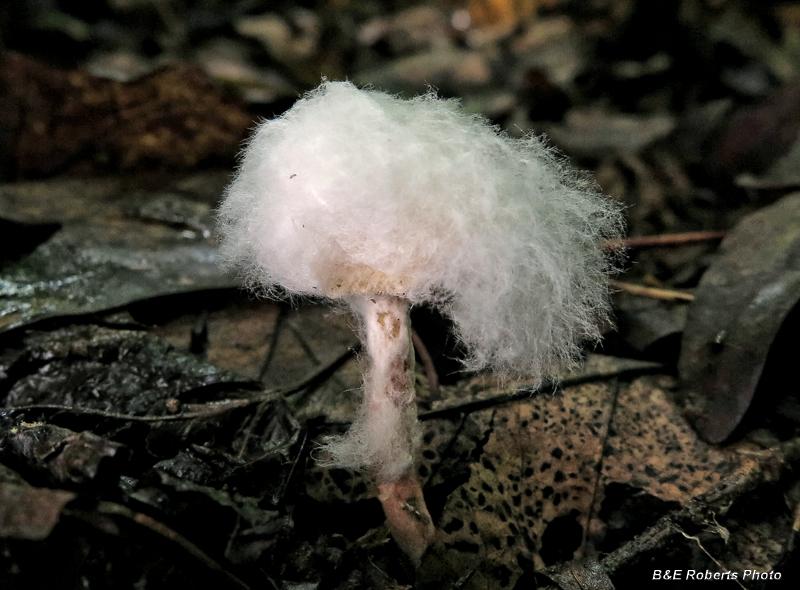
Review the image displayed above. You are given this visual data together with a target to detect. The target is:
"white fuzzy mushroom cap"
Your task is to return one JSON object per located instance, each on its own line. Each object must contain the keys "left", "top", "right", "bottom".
{"left": 218, "top": 81, "right": 624, "bottom": 382}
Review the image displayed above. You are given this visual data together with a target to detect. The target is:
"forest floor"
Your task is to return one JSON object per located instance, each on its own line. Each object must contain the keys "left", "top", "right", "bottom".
{"left": 2, "top": 1, "right": 800, "bottom": 589}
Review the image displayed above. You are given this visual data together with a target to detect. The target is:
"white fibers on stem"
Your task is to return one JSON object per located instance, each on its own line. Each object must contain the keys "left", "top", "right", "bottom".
{"left": 321, "top": 295, "right": 419, "bottom": 483}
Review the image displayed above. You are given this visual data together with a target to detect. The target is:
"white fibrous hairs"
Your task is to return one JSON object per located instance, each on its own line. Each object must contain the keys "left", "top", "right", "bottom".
{"left": 217, "top": 81, "right": 624, "bottom": 474}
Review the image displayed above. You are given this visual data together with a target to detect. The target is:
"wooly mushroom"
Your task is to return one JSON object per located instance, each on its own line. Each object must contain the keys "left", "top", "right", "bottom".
{"left": 217, "top": 81, "right": 623, "bottom": 560}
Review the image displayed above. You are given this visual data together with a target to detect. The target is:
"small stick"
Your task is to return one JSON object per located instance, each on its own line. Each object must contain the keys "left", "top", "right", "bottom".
{"left": 79, "top": 502, "right": 251, "bottom": 589}
{"left": 412, "top": 329, "right": 440, "bottom": 398}
{"left": 610, "top": 279, "right": 694, "bottom": 302}
{"left": 603, "top": 231, "right": 726, "bottom": 251}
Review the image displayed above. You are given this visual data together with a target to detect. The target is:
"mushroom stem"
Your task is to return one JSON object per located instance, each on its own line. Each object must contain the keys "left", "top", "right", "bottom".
{"left": 354, "top": 294, "right": 435, "bottom": 561}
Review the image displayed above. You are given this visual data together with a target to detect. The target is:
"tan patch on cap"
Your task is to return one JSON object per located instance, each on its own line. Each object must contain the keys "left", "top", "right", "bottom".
{"left": 321, "top": 262, "right": 414, "bottom": 296}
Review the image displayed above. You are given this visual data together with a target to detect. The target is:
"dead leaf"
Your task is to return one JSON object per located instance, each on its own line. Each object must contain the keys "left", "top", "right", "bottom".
{"left": 544, "top": 109, "right": 676, "bottom": 159}
{"left": 2, "top": 325, "right": 241, "bottom": 413}
{"left": 359, "top": 6, "right": 453, "bottom": 55}
{"left": 154, "top": 296, "right": 282, "bottom": 381}
{"left": 355, "top": 47, "right": 492, "bottom": 97}
{"left": 0, "top": 52, "right": 252, "bottom": 175}
{"left": 544, "top": 558, "right": 614, "bottom": 590}
{"left": 0, "top": 173, "right": 236, "bottom": 332}
{"left": 5, "top": 423, "right": 124, "bottom": 485}
{"left": 587, "top": 377, "right": 754, "bottom": 554}
{"left": 711, "top": 81, "right": 800, "bottom": 178}
{"left": 0, "top": 484, "right": 76, "bottom": 540}
{"left": 736, "top": 134, "right": 800, "bottom": 190}
{"left": 265, "top": 304, "right": 361, "bottom": 423}
{"left": 679, "top": 193, "right": 800, "bottom": 443}
{"left": 416, "top": 379, "right": 616, "bottom": 589}
{"left": 464, "top": 0, "right": 555, "bottom": 45}
{"left": 611, "top": 292, "right": 688, "bottom": 360}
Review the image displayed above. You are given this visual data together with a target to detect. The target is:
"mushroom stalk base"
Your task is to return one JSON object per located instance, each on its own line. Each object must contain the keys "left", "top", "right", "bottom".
{"left": 355, "top": 294, "right": 435, "bottom": 562}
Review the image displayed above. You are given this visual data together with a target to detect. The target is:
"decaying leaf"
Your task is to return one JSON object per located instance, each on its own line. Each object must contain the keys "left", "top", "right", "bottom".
{"left": 419, "top": 380, "right": 616, "bottom": 588}
{"left": 2, "top": 325, "right": 241, "bottom": 413}
{"left": 587, "top": 377, "right": 755, "bottom": 555}
{"left": 259, "top": 304, "right": 359, "bottom": 395}
{"left": 543, "top": 558, "right": 614, "bottom": 590}
{"left": 0, "top": 173, "right": 236, "bottom": 332}
{"left": 154, "top": 295, "right": 283, "bottom": 380}
{"left": 0, "top": 483, "right": 76, "bottom": 540}
{"left": 131, "top": 470, "right": 292, "bottom": 565}
{"left": 610, "top": 292, "right": 688, "bottom": 361}
{"left": 4, "top": 1, "right": 800, "bottom": 583}
{"left": 4, "top": 423, "right": 124, "bottom": 485}
{"left": 305, "top": 358, "right": 753, "bottom": 590}
{"left": 154, "top": 297, "right": 363, "bottom": 422}
{"left": 0, "top": 52, "right": 252, "bottom": 175}
{"left": 679, "top": 193, "right": 800, "bottom": 443}
{"left": 544, "top": 109, "right": 676, "bottom": 159}
{"left": 711, "top": 81, "right": 800, "bottom": 178}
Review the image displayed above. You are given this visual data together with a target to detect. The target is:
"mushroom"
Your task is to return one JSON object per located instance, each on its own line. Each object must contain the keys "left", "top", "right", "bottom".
{"left": 217, "top": 81, "right": 623, "bottom": 560}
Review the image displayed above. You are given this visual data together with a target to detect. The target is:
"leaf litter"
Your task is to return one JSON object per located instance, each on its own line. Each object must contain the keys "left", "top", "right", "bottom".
{"left": 2, "top": 176, "right": 800, "bottom": 589}
{"left": 4, "top": 1, "right": 800, "bottom": 588}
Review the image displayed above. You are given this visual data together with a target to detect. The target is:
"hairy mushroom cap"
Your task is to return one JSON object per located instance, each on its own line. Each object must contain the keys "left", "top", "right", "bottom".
{"left": 217, "top": 81, "right": 624, "bottom": 383}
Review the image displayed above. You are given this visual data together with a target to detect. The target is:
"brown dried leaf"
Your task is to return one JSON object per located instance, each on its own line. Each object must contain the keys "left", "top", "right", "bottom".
{"left": 419, "top": 380, "right": 617, "bottom": 589}
{"left": 0, "top": 52, "right": 252, "bottom": 175}
{"left": 266, "top": 304, "right": 361, "bottom": 423}
{"left": 465, "top": 0, "right": 558, "bottom": 44}
{"left": 587, "top": 377, "right": 755, "bottom": 554}
{"left": 0, "top": 483, "right": 75, "bottom": 540}
{"left": 545, "top": 109, "right": 676, "bottom": 159}
{"left": 355, "top": 47, "right": 492, "bottom": 97}
{"left": 154, "top": 298, "right": 282, "bottom": 381}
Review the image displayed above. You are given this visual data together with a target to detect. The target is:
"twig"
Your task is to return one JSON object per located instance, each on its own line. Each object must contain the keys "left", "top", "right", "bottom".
{"left": 412, "top": 329, "right": 440, "bottom": 398}
{"left": 237, "top": 400, "right": 272, "bottom": 458}
{"left": 601, "top": 437, "right": 800, "bottom": 576}
{"left": 610, "top": 279, "right": 694, "bottom": 302}
{"left": 77, "top": 502, "right": 251, "bottom": 590}
{"left": 675, "top": 527, "right": 746, "bottom": 590}
{"left": 259, "top": 306, "right": 287, "bottom": 382}
{"left": 603, "top": 231, "right": 726, "bottom": 250}
{"left": 416, "top": 361, "right": 664, "bottom": 421}
{"left": 3, "top": 399, "right": 260, "bottom": 422}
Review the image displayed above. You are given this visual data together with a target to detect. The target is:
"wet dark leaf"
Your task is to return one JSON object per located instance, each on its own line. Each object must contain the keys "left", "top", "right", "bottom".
{"left": 2, "top": 325, "right": 241, "bottom": 413}
{"left": 131, "top": 470, "right": 292, "bottom": 565}
{"left": 4, "top": 423, "right": 124, "bottom": 485}
{"left": 609, "top": 292, "right": 688, "bottom": 362}
{"left": 0, "top": 173, "right": 236, "bottom": 332}
{"left": 679, "top": 193, "right": 800, "bottom": 443}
